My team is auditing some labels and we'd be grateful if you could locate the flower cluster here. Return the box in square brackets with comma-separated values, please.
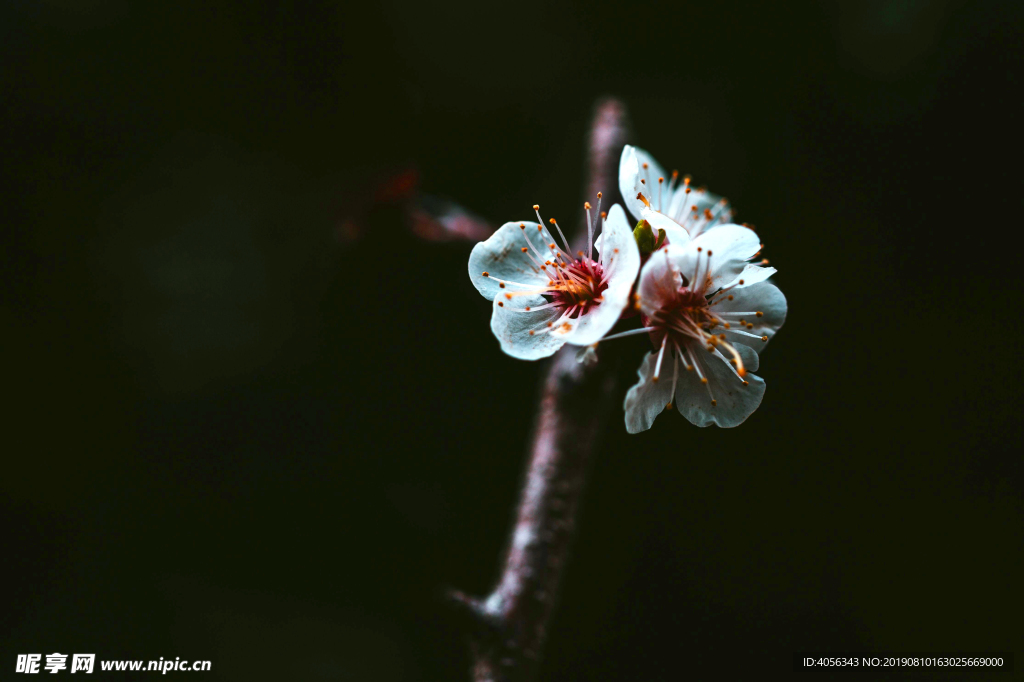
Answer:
[469, 145, 787, 432]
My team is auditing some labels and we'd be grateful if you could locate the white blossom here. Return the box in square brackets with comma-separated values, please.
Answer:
[619, 145, 736, 245]
[620, 226, 786, 431]
[469, 200, 640, 360]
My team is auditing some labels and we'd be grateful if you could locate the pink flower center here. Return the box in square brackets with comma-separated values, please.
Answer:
[647, 287, 712, 348]
[550, 258, 608, 318]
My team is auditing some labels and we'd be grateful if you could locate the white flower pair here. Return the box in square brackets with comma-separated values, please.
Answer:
[468, 145, 787, 432]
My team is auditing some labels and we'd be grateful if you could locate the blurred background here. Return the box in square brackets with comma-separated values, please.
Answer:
[3, 0, 1021, 679]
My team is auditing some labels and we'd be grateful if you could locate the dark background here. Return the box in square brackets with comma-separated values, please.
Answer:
[3, 0, 1022, 679]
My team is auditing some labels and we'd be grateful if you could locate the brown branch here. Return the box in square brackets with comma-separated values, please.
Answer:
[448, 97, 631, 682]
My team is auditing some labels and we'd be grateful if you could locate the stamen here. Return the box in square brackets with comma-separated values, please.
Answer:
[520, 221, 560, 277]
[548, 218, 572, 256]
[690, 246, 704, 289]
[532, 206, 570, 260]
[669, 170, 679, 193]
[584, 201, 593, 261]
[726, 328, 768, 342]
[677, 345, 694, 372]
[653, 335, 668, 382]
[687, 352, 716, 405]
[510, 301, 560, 313]
[674, 176, 692, 222]
[486, 274, 547, 289]
[711, 346, 748, 383]
[685, 345, 705, 384]
[667, 342, 680, 409]
[708, 278, 746, 305]
[714, 338, 745, 377]
[597, 326, 657, 342]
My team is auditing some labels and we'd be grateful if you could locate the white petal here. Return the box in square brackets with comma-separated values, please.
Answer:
[469, 221, 559, 300]
[675, 345, 766, 428]
[665, 186, 730, 227]
[596, 204, 641, 277]
[630, 146, 670, 211]
[618, 146, 646, 222]
[642, 208, 690, 248]
[676, 224, 760, 292]
[718, 263, 776, 291]
[732, 342, 759, 373]
[714, 281, 787, 352]
[490, 294, 566, 360]
[623, 351, 676, 433]
[575, 344, 598, 366]
[557, 206, 640, 346]
[636, 244, 683, 316]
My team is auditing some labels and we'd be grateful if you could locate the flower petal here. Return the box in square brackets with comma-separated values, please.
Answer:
[715, 281, 787, 352]
[717, 263, 776, 291]
[598, 204, 640, 274]
[732, 341, 759, 373]
[642, 208, 691, 248]
[630, 147, 670, 210]
[469, 221, 559, 300]
[664, 187, 733, 233]
[575, 344, 598, 366]
[558, 204, 641, 346]
[636, 244, 683, 317]
[490, 294, 566, 360]
[618, 146, 646, 222]
[676, 224, 761, 292]
[675, 345, 766, 427]
[623, 351, 676, 433]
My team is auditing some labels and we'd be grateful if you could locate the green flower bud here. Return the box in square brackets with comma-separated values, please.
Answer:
[633, 220, 667, 255]
[633, 220, 654, 253]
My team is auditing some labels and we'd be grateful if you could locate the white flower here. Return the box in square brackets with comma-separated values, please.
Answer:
[618, 145, 736, 245]
[468, 199, 641, 360]
[621, 225, 786, 432]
